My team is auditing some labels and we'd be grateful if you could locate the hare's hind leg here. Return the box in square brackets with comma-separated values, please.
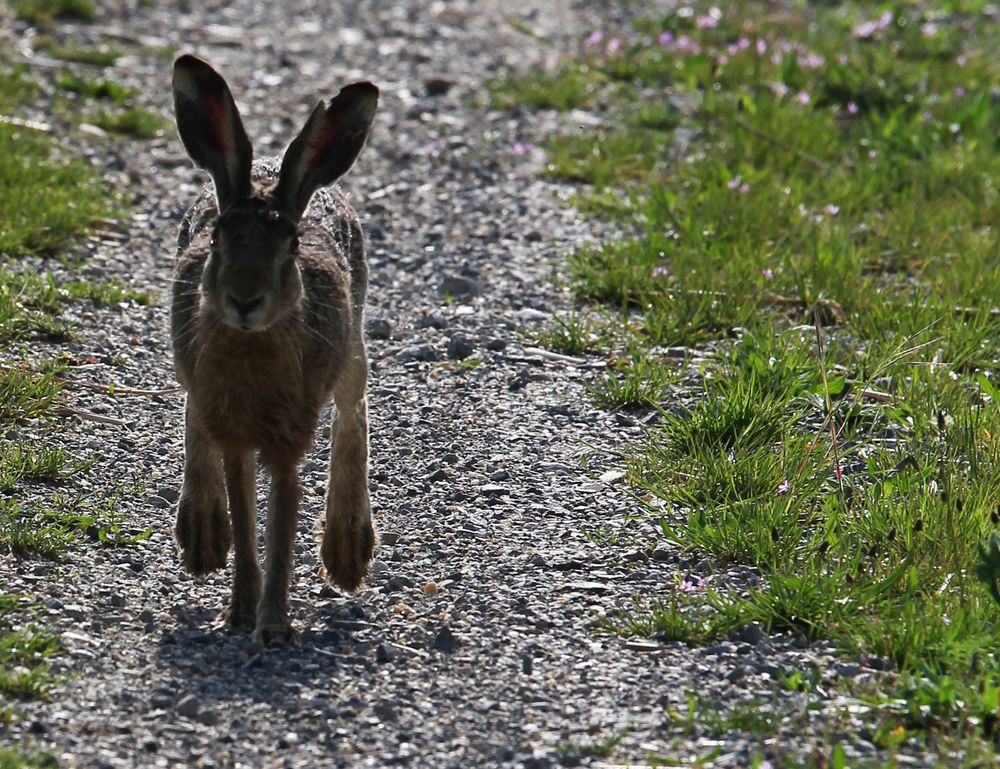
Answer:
[321, 346, 375, 592]
[254, 461, 301, 646]
[221, 450, 261, 631]
[175, 399, 232, 575]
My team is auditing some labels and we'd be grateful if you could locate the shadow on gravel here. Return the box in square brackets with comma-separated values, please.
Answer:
[153, 602, 368, 706]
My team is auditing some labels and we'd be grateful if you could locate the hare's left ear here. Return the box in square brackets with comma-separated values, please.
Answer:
[172, 54, 254, 211]
[273, 82, 378, 222]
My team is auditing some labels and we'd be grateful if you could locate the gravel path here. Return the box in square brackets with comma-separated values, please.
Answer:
[3, 2, 913, 767]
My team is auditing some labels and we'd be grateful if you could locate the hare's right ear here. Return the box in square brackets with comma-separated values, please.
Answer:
[273, 82, 378, 222]
[172, 54, 253, 210]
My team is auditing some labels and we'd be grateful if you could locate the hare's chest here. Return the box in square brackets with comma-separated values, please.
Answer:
[193, 344, 321, 461]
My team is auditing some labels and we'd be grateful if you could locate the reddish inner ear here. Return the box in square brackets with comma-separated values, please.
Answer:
[306, 120, 337, 160]
[205, 93, 230, 155]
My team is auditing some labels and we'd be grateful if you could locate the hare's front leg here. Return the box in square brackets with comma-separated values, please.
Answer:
[321, 351, 375, 592]
[175, 400, 232, 575]
[254, 462, 301, 646]
[222, 450, 261, 631]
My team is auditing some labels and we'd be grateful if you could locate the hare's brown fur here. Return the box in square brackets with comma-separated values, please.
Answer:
[170, 56, 377, 645]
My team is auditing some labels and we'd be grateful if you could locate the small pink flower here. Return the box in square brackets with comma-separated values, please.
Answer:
[727, 176, 742, 190]
[696, 13, 718, 29]
[777, 479, 790, 494]
[584, 30, 603, 47]
[606, 37, 621, 55]
[426, 140, 439, 155]
[761, 268, 773, 279]
[854, 11, 892, 39]
[921, 22, 938, 37]
[678, 575, 706, 592]
[846, 101, 859, 115]
[756, 39, 767, 56]
[868, 149, 878, 159]
[796, 91, 811, 105]
[651, 266, 669, 278]
[675, 35, 701, 55]
[772, 82, 789, 98]
[739, 182, 750, 194]
[922, 110, 932, 123]
[957, 53, 968, 67]
[658, 30, 674, 46]
[799, 52, 825, 69]
[954, 86, 966, 98]
[823, 204, 840, 216]
[513, 142, 534, 156]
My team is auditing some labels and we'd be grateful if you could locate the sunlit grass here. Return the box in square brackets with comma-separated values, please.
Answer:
[491, 0, 1000, 758]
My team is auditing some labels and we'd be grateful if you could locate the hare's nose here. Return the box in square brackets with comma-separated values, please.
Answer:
[228, 294, 264, 319]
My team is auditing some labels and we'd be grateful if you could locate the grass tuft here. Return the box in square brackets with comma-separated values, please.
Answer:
[492, 0, 1000, 756]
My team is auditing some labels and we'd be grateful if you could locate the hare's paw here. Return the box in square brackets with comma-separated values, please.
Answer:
[222, 593, 258, 632]
[320, 516, 375, 593]
[175, 493, 232, 576]
[253, 607, 297, 647]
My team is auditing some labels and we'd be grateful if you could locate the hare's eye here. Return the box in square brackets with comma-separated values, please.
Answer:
[210, 228, 219, 248]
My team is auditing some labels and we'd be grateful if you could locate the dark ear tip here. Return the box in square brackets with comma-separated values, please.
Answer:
[342, 81, 380, 101]
[173, 54, 222, 82]
[174, 53, 205, 70]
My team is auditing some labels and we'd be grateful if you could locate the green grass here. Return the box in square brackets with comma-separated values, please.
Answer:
[35, 37, 121, 66]
[0, 367, 62, 423]
[491, 0, 1000, 760]
[0, 750, 57, 769]
[0, 270, 149, 343]
[0, 596, 59, 699]
[0, 59, 151, 564]
[55, 70, 136, 104]
[0, 123, 118, 257]
[88, 104, 167, 138]
[8, 0, 95, 23]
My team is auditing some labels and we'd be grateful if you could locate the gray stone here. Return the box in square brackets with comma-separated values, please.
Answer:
[366, 318, 392, 340]
[439, 273, 479, 299]
[175, 694, 199, 719]
[396, 344, 441, 363]
[446, 335, 474, 360]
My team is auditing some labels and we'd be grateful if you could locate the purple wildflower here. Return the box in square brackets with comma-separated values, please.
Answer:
[675, 35, 701, 55]
[799, 52, 825, 69]
[584, 30, 603, 47]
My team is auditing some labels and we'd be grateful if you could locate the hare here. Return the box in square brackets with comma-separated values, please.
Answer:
[170, 54, 378, 645]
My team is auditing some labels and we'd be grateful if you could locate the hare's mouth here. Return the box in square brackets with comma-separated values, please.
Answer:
[221, 293, 269, 332]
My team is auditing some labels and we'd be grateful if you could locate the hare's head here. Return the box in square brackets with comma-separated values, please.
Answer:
[172, 55, 378, 332]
